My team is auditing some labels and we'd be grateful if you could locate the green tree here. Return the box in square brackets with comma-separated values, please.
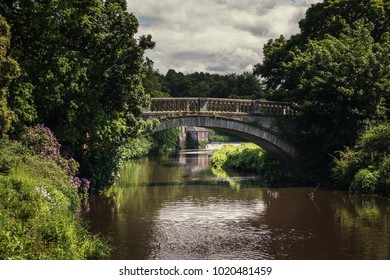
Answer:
[142, 58, 170, 98]
[253, 1, 390, 183]
[0, 15, 19, 137]
[255, 0, 390, 93]
[211, 143, 281, 181]
[151, 128, 181, 154]
[1, 0, 155, 189]
[299, 0, 390, 41]
[286, 22, 386, 165]
[162, 69, 264, 99]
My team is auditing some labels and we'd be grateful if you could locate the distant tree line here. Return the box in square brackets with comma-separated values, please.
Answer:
[142, 63, 265, 100]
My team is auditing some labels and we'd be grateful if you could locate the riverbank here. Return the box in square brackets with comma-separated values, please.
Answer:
[211, 143, 281, 181]
[0, 139, 109, 259]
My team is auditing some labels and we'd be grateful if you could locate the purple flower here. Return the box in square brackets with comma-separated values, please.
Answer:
[80, 178, 90, 192]
[72, 176, 81, 189]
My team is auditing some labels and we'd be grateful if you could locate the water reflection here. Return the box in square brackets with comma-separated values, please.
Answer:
[87, 151, 390, 260]
[178, 149, 211, 176]
[149, 198, 267, 260]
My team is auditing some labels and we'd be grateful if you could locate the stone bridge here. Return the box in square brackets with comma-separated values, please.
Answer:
[143, 98, 298, 174]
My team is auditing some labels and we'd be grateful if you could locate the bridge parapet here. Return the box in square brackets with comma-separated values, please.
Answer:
[146, 98, 293, 116]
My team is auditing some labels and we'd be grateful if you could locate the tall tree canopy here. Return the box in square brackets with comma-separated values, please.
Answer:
[0, 0, 155, 188]
[254, 0, 390, 182]
[0, 15, 19, 138]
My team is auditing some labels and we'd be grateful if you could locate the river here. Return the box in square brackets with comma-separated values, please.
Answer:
[86, 149, 390, 260]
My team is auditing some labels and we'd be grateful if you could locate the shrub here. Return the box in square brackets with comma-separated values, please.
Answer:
[350, 169, 379, 195]
[120, 137, 153, 160]
[151, 128, 181, 153]
[0, 140, 28, 175]
[21, 124, 89, 195]
[0, 139, 109, 259]
[378, 156, 390, 195]
[211, 143, 281, 179]
[333, 123, 390, 195]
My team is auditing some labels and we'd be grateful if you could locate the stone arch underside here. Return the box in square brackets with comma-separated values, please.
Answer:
[155, 116, 298, 165]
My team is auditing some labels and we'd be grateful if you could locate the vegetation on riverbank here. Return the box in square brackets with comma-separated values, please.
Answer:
[0, 138, 109, 259]
[253, 0, 390, 193]
[0, 1, 155, 190]
[151, 128, 182, 153]
[211, 143, 281, 181]
[333, 123, 390, 195]
[208, 130, 242, 143]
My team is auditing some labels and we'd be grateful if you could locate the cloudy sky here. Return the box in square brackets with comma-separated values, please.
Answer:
[126, 0, 322, 74]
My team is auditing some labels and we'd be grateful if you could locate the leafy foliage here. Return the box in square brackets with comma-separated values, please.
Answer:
[151, 128, 182, 154]
[163, 70, 264, 99]
[0, 139, 109, 259]
[299, 0, 390, 41]
[21, 124, 90, 195]
[0, 0, 155, 189]
[142, 58, 170, 98]
[119, 137, 154, 161]
[211, 143, 281, 179]
[333, 123, 390, 195]
[253, 1, 390, 183]
[208, 129, 242, 143]
[0, 15, 19, 137]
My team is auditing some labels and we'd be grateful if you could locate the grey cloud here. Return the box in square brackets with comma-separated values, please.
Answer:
[173, 51, 216, 62]
[126, 0, 322, 74]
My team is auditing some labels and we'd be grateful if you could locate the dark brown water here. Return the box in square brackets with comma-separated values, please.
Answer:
[86, 150, 390, 260]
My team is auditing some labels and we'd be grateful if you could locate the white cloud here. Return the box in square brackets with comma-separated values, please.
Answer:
[126, 0, 322, 74]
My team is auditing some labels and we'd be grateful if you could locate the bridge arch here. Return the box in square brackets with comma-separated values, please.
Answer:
[144, 97, 299, 177]
[155, 116, 298, 163]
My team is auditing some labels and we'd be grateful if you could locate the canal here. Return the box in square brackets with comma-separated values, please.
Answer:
[86, 149, 390, 259]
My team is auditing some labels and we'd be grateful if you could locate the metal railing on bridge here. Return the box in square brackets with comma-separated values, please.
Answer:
[145, 98, 294, 116]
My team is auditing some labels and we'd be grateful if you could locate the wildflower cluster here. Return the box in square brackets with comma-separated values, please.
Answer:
[22, 124, 90, 194]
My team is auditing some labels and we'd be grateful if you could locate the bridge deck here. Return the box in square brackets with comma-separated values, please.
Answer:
[144, 98, 294, 116]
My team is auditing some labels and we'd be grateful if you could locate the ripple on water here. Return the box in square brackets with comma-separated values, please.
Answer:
[147, 198, 279, 259]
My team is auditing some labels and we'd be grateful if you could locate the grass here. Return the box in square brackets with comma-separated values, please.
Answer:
[211, 143, 281, 180]
[0, 139, 110, 259]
